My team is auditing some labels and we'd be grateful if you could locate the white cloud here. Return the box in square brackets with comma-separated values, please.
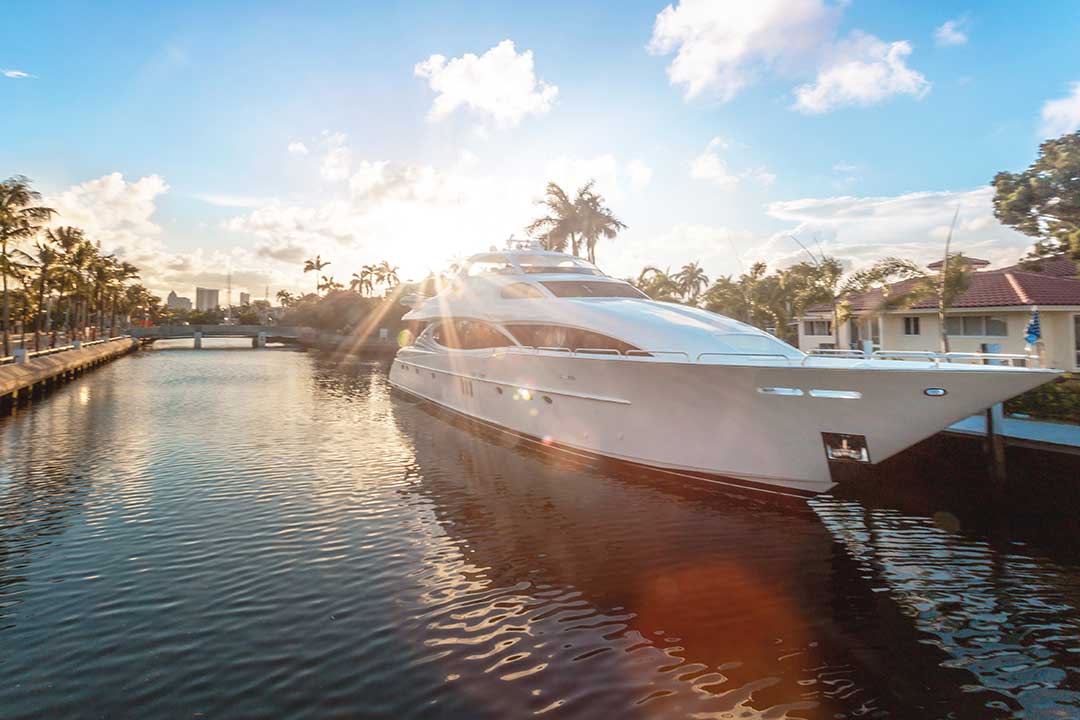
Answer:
[414, 39, 558, 126]
[934, 18, 969, 47]
[762, 186, 1031, 270]
[1040, 82, 1080, 138]
[42, 173, 305, 300]
[319, 131, 352, 181]
[689, 137, 775, 190]
[348, 160, 464, 207]
[46, 173, 169, 259]
[287, 141, 309, 156]
[792, 31, 930, 114]
[647, 0, 839, 101]
[746, 167, 776, 187]
[620, 223, 759, 280]
[690, 137, 739, 190]
[224, 155, 538, 282]
[544, 154, 620, 197]
[627, 159, 654, 188]
[2, 69, 33, 79]
[194, 193, 274, 208]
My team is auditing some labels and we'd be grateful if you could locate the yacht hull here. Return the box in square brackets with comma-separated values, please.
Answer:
[389, 349, 1058, 497]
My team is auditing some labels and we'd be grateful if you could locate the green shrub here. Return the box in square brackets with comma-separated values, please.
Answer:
[1005, 373, 1080, 425]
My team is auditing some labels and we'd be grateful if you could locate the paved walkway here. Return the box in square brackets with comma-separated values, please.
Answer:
[948, 414, 1080, 452]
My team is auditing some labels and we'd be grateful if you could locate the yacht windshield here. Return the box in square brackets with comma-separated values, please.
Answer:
[515, 254, 604, 276]
[710, 333, 804, 359]
[541, 281, 646, 298]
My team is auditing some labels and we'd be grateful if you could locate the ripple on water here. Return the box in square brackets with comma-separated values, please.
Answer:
[0, 344, 1078, 719]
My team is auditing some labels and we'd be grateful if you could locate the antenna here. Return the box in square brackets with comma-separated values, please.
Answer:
[790, 234, 820, 267]
[727, 236, 745, 274]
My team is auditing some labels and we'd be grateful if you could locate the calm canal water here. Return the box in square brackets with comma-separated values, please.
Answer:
[1, 341, 1079, 719]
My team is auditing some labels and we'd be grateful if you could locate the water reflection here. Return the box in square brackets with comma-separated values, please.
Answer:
[0, 348, 1076, 719]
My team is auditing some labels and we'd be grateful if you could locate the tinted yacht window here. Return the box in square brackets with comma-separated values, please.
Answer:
[505, 324, 642, 353]
[431, 320, 514, 349]
[540, 281, 646, 298]
[515, 254, 603, 276]
[500, 282, 546, 299]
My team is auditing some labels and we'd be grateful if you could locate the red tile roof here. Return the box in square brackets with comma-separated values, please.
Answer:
[806, 259, 1080, 313]
[927, 256, 989, 270]
[993, 256, 1077, 278]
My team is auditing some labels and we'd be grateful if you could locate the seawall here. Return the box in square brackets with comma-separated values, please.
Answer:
[0, 338, 137, 415]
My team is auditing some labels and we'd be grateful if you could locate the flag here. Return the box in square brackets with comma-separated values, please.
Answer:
[1024, 307, 1040, 345]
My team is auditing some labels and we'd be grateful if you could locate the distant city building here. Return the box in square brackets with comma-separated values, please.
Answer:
[239, 292, 251, 306]
[166, 290, 192, 311]
[195, 287, 220, 312]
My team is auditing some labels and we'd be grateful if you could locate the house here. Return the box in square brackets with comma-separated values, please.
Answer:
[797, 257, 1080, 371]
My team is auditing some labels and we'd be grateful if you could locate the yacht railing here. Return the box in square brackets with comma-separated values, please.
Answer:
[807, 347, 1037, 367]
[473, 344, 1040, 368]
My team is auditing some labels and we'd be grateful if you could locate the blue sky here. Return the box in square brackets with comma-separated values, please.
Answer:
[3, 1, 1080, 297]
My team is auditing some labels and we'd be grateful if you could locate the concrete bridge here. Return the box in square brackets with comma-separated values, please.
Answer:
[129, 325, 399, 354]
[130, 325, 312, 348]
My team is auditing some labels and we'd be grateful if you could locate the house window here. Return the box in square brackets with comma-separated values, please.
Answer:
[944, 315, 1008, 337]
[903, 317, 921, 335]
[803, 320, 832, 336]
[1074, 315, 1080, 368]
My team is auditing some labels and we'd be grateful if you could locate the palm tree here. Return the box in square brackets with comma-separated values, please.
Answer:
[0, 176, 55, 355]
[631, 266, 680, 302]
[527, 182, 580, 254]
[576, 182, 626, 264]
[276, 289, 295, 307]
[673, 261, 709, 303]
[849, 254, 973, 353]
[303, 255, 330, 296]
[527, 181, 626, 262]
[376, 260, 399, 294]
[46, 226, 86, 337]
[318, 275, 342, 294]
[107, 260, 139, 337]
[67, 240, 97, 339]
[358, 264, 377, 296]
[31, 240, 59, 349]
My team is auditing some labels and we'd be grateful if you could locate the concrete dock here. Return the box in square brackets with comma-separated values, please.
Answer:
[0, 338, 136, 413]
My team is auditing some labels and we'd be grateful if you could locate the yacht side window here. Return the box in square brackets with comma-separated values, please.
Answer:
[505, 324, 641, 353]
[500, 282, 546, 299]
[432, 320, 515, 350]
[467, 259, 515, 276]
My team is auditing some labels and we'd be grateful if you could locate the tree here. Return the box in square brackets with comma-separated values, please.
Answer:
[992, 131, 1080, 263]
[630, 266, 680, 302]
[303, 255, 330, 296]
[378, 260, 399, 290]
[673, 261, 709, 303]
[0, 176, 55, 355]
[45, 226, 86, 336]
[577, 182, 626, 263]
[276, 289, 295, 307]
[527, 182, 580, 254]
[31, 240, 59, 349]
[527, 180, 626, 262]
[318, 275, 343, 294]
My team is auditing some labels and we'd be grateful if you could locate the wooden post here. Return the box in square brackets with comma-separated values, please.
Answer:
[986, 402, 1007, 494]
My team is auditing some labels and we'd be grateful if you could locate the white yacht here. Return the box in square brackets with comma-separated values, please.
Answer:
[389, 248, 1060, 498]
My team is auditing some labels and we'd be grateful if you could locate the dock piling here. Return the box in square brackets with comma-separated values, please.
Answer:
[986, 402, 1007, 492]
